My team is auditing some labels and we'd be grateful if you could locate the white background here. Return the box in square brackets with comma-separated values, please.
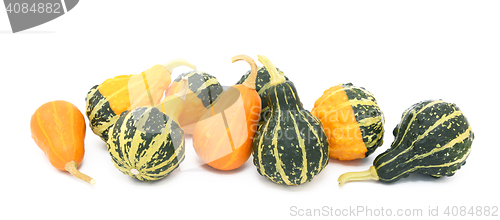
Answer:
[1, 0, 498, 219]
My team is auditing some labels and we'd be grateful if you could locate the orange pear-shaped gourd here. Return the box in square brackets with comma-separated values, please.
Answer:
[30, 100, 95, 185]
[193, 55, 261, 171]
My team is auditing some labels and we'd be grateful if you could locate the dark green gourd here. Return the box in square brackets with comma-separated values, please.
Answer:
[338, 100, 474, 185]
[106, 78, 190, 181]
[236, 66, 288, 123]
[252, 55, 329, 185]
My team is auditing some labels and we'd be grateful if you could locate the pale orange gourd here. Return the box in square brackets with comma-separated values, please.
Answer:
[193, 55, 262, 171]
[30, 100, 95, 185]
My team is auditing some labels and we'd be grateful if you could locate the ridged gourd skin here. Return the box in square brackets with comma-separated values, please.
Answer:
[373, 100, 474, 182]
[235, 66, 288, 123]
[86, 85, 116, 142]
[166, 71, 223, 134]
[311, 83, 384, 160]
[107, 107, 185, 181]
[253, 81, 329, 185]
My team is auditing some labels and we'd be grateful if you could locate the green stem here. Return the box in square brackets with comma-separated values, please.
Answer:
[338, 166, 379, 186]
[257, 55, 286, 86]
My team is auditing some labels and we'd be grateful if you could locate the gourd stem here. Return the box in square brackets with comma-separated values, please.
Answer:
[231, 55, 258, 90]
[338, 166, 379, 186]
[163, 58, 196, 73]
[177, 76, 190, 99]
[257, 55, 286, 86]
[64, 161, 96, 185]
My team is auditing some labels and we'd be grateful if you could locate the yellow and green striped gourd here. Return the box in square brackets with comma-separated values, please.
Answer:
[252, 55, 329, 185]
[338, 100, 474, 185]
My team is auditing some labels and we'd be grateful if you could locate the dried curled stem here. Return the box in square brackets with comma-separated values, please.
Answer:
[64, 161, 96, 185]
[163, 58, 196, 74]
[231, 55, 258, 90]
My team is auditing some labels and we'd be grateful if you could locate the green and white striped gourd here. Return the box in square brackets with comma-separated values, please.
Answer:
[252, 55, 329, 185]
[106, 78, 189, 181]
[338, 100, 474, 185]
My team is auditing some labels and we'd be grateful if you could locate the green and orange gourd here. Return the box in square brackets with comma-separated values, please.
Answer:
[85, 59, 196, 141]
[311, 83, 385, 161]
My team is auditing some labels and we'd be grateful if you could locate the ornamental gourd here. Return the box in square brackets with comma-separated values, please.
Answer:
[338, 100, 474, 186]
[311, 83, 384, 161]
[235, 65, 288, 123]
[106, 78, 190, 181]
[30, 100, 95, 185]
[165, 71, 223, 134]
[253, 55, 329, 185]
[192, 55, 261, 171]
[85, 59, 196, 141]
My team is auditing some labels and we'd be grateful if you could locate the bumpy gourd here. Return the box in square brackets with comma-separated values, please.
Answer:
[236, 66, 288, 123]
[106, 78, 190, 181]
[165, 71, 223, 134]
[193, 55, 261, 171]
[253, 55, 329, 185]
[311, 83, 384, 160]
[338, 100, 474, 186]
[85, 59, 196, 141]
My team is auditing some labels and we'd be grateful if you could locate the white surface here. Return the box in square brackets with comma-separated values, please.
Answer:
[1, 1, 498, 219]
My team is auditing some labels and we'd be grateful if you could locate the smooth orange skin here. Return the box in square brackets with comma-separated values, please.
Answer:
[311, 85, 367, 161]
[30, 100, 86, 171]
[193, 85, 261, 170]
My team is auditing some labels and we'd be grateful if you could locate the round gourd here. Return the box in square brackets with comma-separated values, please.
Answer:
[85, 59, 196, 141]
[311, 83, 384, 160]
[106, 78, 190, 181]
[253, 55, 329, 185]
[338, 100, 474, 185]
[235, 66, 288, 123]
[165, 71, 223, 134]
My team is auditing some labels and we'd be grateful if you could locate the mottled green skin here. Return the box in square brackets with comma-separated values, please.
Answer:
[342, 83, 385, 157]
[373, 100, 474, 183]
[236, 66, 288, 123]
[253, 81, 329, 185]
[107, 107, 185, 181]
[85, 85, 117, 141]
[173, 71, 223, 108]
